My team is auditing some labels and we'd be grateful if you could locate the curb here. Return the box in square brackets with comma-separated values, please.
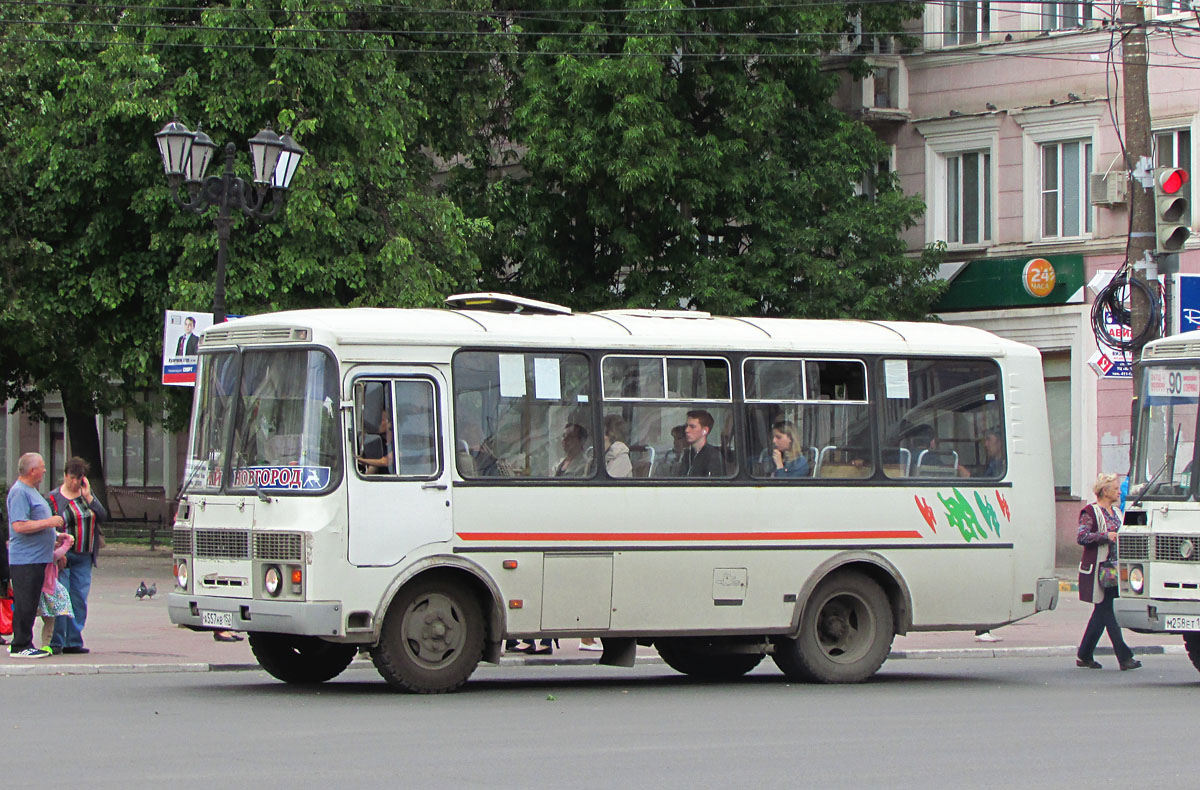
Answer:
[1, 644, 1184, 677]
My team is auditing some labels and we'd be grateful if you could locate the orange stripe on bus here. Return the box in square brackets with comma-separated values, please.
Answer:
[455, 530, 923, 542]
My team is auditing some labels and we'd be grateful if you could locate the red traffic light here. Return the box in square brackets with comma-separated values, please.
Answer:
[1158, 167, 1189, 195]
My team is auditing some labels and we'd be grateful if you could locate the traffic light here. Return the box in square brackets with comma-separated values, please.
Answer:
[1154, 167, 1191, 252]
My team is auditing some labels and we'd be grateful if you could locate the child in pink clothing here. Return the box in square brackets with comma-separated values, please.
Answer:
[38, 532, 75, 650]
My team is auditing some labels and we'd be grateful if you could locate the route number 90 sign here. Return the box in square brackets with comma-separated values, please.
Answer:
[1148, 368, 1200, 400]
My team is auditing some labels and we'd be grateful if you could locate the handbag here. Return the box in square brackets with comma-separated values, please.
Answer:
[0, 596, 12, 637]
[1098, 558, 1119, 588]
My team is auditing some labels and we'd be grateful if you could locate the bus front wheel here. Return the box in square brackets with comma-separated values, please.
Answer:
[1183, 633, 1200, 672]
[248, 633, 359, 684]
[371, 577, 485, 694]
[773, 571, 894, 684]
[656, 638, 764, 679]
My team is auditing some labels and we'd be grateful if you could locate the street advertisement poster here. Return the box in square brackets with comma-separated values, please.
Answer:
[162, 310, 213, 386]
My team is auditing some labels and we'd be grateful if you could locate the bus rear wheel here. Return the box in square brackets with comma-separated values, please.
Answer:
[656, 637, 765, 680]
[773, 571, 894, 684]
[249, 633, 359, 685]
[1184, 633, 1200, 672]
[371, 577, 485, 694]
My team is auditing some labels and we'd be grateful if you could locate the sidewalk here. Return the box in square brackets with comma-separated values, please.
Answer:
[2, 548, 1188, 676]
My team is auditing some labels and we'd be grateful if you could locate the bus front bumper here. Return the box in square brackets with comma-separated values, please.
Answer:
[1114, 597, 1200, 634]
[168, 592, 344, 637]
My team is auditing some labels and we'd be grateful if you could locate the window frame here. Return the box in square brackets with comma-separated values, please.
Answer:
[915, 115, 1001, 249]
[942, 1, 992, 46]
[876, 356, 1008, 482]
[351, 375, 443, 482]
[601, 354, 733, 403]
[1041, 1, 1095, 32]
[1039, 138, 1093, 240]
[1013, 104, 1103, 243]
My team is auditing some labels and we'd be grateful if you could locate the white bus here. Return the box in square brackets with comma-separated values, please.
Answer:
[167, 293, 1058, 692]
[1114, 330, 1200, 671]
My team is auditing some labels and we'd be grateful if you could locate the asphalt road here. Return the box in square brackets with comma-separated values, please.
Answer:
[10, 654, 1199, 788]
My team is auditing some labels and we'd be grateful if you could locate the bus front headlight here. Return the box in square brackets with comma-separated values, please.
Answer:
[174, 560, 189, 590]
[264, 565, 282, 597]
[1129, 565, 1145, 594]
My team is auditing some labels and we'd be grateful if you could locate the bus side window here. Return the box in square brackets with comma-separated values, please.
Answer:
[743, 358, 870, 480]
[879, 358, 1005, 480]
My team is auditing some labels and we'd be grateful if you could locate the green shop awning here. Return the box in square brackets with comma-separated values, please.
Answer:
[935, 254, 1085, 312]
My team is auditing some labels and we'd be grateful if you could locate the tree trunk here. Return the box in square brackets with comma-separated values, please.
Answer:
[64, 404, 107, 512]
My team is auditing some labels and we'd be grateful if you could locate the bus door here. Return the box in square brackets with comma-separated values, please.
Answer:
[347, 371, 452, 566]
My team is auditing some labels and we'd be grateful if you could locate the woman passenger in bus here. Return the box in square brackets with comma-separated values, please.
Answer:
[603, 414, 633, 478]
[982, 428, 1006, 477]
[554, 423, 591, 477]
[768, 421, 810, 478]
[1076, 473, 1141, 671]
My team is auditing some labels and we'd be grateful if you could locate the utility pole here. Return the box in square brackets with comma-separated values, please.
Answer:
[1122, 0, 1156, 466]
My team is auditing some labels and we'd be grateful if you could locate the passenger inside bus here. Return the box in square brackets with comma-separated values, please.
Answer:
[905, 424, 970, 478]
[676, 410, 723, 478]
[358, 403, 396, 475]
[603, 414, 633, 478]
[765, 421, 810, 478]
[656, 425, 688, 476]
[554, 423, 592, 477]
[456, 422, 501, 477]
[982, 428, 1006, 478]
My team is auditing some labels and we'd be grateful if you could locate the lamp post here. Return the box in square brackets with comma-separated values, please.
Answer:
[155, 121, 305, 324]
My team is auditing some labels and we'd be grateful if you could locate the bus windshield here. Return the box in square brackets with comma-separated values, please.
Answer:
[1132, 365, 1200, 500]
[186, 348, 342, 494]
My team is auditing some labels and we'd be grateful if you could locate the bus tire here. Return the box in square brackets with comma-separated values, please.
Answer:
[773, 571, 894, 684]
[1184, 633, 1200, 672]
[248, 633, 359, 685]
[371, 577, 485, 694]
[656, 638, 765, 680]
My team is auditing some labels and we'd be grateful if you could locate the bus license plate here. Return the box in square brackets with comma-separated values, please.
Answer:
[1164, 615, 1200, 631]
[201, 611, 234, 629]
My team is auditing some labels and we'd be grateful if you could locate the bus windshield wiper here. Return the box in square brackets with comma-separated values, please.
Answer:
[1130, 425, 1181, 508]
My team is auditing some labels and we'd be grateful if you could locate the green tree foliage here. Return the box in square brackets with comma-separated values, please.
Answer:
[0, 1, 499, 491]
[458, 0, 944, 318]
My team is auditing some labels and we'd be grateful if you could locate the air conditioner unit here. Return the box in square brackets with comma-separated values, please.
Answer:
[1090, 171, 1128, 206]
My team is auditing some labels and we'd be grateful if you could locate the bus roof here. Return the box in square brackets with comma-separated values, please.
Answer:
[1142, 330, 1200, 360]
[201, 305, 1032, 358]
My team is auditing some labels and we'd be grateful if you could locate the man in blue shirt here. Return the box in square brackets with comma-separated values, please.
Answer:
[6, 452, 64, 658]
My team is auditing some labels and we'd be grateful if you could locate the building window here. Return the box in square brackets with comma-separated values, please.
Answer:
[948, 151, 992, 245]
[1155, 128, 1192, 222]
[103, 409, 165, 488]
[1151, 0, 1194, 17]
[1043, 352, 1072, 493]
[1041, 140, 1093, 238]
[944, 1, 990, 46]
[1042, 2, 1094, 31]
[48, 417, 65, 484]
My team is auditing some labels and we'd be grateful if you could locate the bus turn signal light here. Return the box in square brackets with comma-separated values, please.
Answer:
[509, 599, 523, 609]
[502, 560, 518, 570]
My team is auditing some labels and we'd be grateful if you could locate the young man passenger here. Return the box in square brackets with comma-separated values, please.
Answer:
[678, 410, 723, 478]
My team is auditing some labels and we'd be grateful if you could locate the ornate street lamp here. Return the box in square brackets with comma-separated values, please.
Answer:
[155, 120, 304, 324]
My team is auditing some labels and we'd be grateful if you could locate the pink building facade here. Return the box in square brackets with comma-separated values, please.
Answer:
[836, 2, 1199, 562]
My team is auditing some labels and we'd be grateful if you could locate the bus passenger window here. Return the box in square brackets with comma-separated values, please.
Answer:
[600, 355, 735, 481]
[879, 358, 1005, 480]
[452, 351, 594, 479]
[743, 357, 871, 481]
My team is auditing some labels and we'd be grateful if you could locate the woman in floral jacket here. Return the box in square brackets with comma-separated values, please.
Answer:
[1076, 473, 1140, 670]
